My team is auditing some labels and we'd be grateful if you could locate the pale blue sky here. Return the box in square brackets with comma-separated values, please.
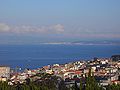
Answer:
[0, 0, 120, 44]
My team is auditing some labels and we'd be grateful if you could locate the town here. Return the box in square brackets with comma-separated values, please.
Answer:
[0, 55, 120, 90]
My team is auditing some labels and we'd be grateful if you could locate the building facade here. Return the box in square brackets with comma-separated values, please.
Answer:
[0, 66, 10, 79]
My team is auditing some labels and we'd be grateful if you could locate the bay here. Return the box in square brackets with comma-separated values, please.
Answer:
[0, 44, 120, 69]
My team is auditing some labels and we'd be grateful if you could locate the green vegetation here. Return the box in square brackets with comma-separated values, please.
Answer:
[106, 84, 120, 90]
[85, 68, 103, 90]
[0, 81, 50, 90]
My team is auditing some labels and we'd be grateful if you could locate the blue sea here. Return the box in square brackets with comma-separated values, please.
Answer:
[0, 44, 120, 69]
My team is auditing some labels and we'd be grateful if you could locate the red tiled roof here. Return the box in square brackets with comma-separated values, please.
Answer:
[75, 71, 82, 74]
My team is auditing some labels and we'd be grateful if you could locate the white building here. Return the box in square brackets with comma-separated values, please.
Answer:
[0, 66, 10, 79]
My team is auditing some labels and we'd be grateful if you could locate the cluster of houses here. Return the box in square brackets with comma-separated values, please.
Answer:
[42, 58, 120, 86]
[0, 55, 120, 87]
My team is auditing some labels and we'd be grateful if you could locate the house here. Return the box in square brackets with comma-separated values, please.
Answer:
[0, 66, 10, 80]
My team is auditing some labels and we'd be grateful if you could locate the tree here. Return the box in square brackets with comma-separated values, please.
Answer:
[80, 79, 82, 90]
[85, 68, 103, 90]
[74, 81, 79, 90]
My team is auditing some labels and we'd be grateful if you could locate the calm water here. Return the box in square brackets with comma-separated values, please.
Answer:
[0, 45, 120, 69]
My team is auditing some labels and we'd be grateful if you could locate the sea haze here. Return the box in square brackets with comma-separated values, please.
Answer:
[0, 44, 120, 69]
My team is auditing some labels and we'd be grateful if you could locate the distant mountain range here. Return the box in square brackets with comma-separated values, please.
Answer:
[71, 41, 120, 45]
[42, 41, 120, 45]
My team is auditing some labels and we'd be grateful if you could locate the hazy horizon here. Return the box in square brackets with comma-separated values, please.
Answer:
[0, 0, 120, 44]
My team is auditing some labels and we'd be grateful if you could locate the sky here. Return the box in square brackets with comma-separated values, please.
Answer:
[0, 0, 120, 44]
